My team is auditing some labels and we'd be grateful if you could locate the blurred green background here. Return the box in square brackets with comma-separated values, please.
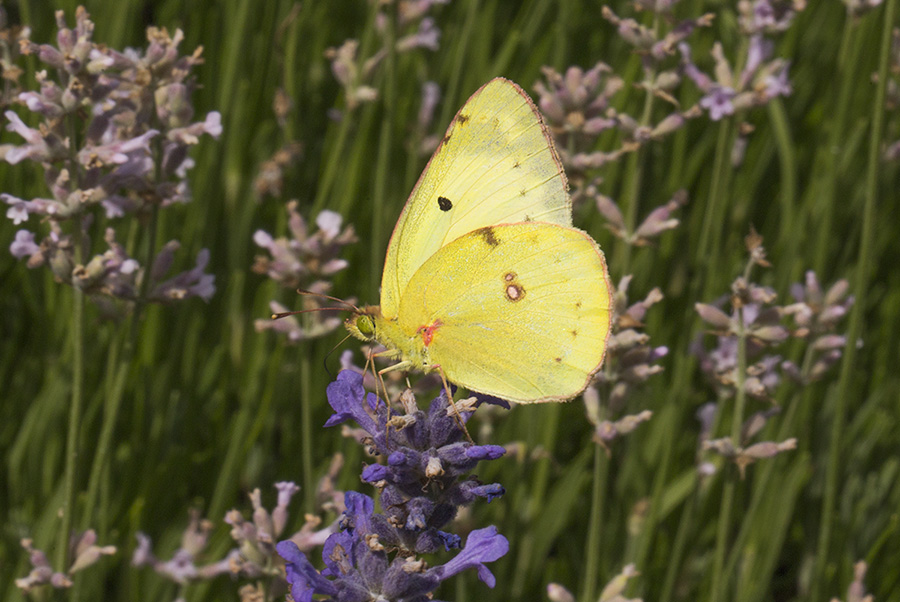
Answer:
[1, 0, 898, 601]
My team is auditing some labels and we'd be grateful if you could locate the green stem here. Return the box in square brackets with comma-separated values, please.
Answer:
[616, 13, 659, 275]
[58, 231, 85, 576]
[580, 444, 608, 602]
[812, 21, 859, 276]
[313, 113, 354, 215]
[812, 1, 894, 596]
[710, 305, 748, 601]
[511, 404, 562, 599]
[722, 342, 817, 577]
[370, 7, 396, 294]
[314, 2, 380, 216]
[300, 350, 314, 511]
[767, 98, 798, 288]
[81, 330, 129, 533]
[695, 119, 735, 300]
[660, 488, 699, 602]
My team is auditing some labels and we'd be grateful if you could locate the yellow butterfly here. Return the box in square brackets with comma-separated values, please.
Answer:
[346, 78, 612, 403]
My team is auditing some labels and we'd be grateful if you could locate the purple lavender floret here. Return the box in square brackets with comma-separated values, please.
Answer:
[277, 492, 509, 602]
[325, 371, 506, 537]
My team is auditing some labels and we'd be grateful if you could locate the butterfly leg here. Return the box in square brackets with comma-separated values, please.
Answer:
[364, 347, 404, 405]
[374, 356, 413, 405]
[433, 364, 474, 444]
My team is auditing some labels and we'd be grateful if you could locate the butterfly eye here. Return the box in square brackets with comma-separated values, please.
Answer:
[356, 315, 376, 338]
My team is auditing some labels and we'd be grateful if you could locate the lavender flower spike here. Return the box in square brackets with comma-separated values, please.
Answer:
[277, 492, 509, 602]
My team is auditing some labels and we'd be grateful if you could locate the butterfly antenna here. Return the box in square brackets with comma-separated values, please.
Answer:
[322, 332, 354, 379]
[273, 306, 346, 320]
[271, 290, 361, 320]
[295, 289, 360, 312]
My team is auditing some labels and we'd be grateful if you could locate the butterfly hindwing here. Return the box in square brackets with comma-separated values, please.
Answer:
[396, 222, 611, 403]
[380, 78, 571, 319]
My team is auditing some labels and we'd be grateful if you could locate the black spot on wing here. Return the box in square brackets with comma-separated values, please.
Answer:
[438, 196, 453, 211]
[457, 113, 470, 125]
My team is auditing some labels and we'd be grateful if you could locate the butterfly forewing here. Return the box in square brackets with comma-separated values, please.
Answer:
[380, 78, 571, 319]
[396, 222, 612, 403]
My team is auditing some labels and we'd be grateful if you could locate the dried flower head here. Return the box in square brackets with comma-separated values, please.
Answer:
[595, 188, 688, 246]
[584, 276, 665, 453]
[841, 0, 883, 19]
[703, 435, 797, 478]
[533, 5, 711, 191]
[781, 271, 854, 384]
[548, 563, 642, 602]
[829, 561, 874, 602]
[326, 2, 446, 114]
[253, 204, 357, 342]
[0, 5, 30, 111]
[17, 530, 116, 593]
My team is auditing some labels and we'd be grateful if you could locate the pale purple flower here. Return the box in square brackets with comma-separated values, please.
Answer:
[315, 210, 343, 239]
[18, 90, 63, 117]
[418, 81, 441, 131]
[764, 62, 793, 98]
[77, 129, 159, 168]
[700, 86, 736, 120]
[397, 17, 441, 52]
[100, 195, 138, 218]
[3, 110, 50, 164]
[133, 511, 235, 585]
[741, 36, 773, 88]
[5, 199, 30, 224]
[150, 247, 216, 302]
[739, 0, 800, 34]
[679, 42, 713, 90]
[10, 230, 40, 258]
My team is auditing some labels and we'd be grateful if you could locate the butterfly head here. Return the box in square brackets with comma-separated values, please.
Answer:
[344, 306, 381, 343]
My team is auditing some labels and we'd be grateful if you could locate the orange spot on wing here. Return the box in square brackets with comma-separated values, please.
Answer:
[417, 320, 443, 347]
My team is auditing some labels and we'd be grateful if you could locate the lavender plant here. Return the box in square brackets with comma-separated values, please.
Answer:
[677, 0, 798, 167]
[692, 230, 854, 599]
[277, 370, 509, 601]
[694, 232, 804, 474]
[2, 6, 221, 592]
[534, 8, 712, 190]
[132, 481, 340, 601]
[584, 275, 665, 452]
